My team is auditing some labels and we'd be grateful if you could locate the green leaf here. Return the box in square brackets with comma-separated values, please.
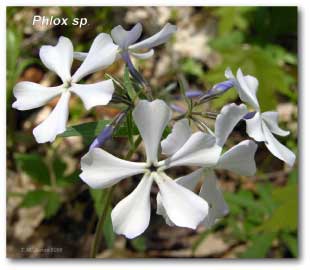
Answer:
[58, 171, 79, 187]
[256, 183, 276, 215]
[53, 156, 66, 180]
[89, 189, 105, 215]
[44, 192, 61, 219]
[181, 58, 204, 78]
[272, 182, 298, 204]
[214, 7, 255, 35]
[14, 153, 50, 185]
[130, 236, 146, 252]
[103, 206, 115, 249]
[240, 232, 275, 258]
[52, 156, 76, 187]
[124, 67, 137, 101]
[288, 169, 298, 184]
[21, 190, 61, 219]
[6, 28, 21, 75]
[126, 112, 134, 148]
[21, 190, 49, 207]
[58, 120, 139, 140]
[225, 190, 266, 214]
[281, 232, 298, 257]
[6, 28, 38, 107]
[257, 183, 298, 232]
[59, 120, 110, 138]
[259, 199, 297, 232]
[210, 31, 244, 50]
[265, 44, 297, 65]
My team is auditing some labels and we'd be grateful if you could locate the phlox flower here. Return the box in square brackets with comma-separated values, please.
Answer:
[225, 68, 296, 166]
[158, 103, 258, 228]
[74, 23, 177, 61]
[80, 99, 223, 239]
[12, 35, 118, 143]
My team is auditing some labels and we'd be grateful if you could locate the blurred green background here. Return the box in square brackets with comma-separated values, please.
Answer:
[6, 6, 298, 258]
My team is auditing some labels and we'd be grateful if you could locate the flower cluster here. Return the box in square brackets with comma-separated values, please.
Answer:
[12, 23, 296, 239]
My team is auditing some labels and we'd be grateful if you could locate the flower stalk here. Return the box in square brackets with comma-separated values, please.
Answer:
[90, 186, 115, 258]
[121, 51, 153, 100]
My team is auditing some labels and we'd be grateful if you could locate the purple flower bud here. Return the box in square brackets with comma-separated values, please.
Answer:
[185, 89, 204, 98]
[243, 111, 257, 120]
[89, 125, 114, 150]
[199, 80, 234, 102]
[213, 80, 234, 92]
[170, 104, 186, 113]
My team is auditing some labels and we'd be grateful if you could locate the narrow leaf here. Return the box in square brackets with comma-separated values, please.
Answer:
[124, 67, 137, 101]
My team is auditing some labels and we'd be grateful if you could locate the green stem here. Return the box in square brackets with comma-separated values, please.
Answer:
[191, 111, 218, 119]
[90, 136, 141, 258]
[90, 186, 115, 258]
[46, 146, 58, 190]
[125, 135, 142, 160]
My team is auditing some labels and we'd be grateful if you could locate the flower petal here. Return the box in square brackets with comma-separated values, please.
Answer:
[262, 121, 296, 167]
[111, 23, 142, 49]
[175, 168, 204, 190]
[39, 36, 73, 83]
[225, 67, 260, 111]
[156, 193, 174, 226]
[215, 103, 248, 147]
[74, 51, 121, 62]
[111, 173, 153, 239]
[129, 23, 177, 51]
[162, 132, 222, 168]
[70, 79, 114, 110]
[80, 148, 146, 189]
[245, 112, 266, 142]
[216, 140, 258, 176]
[236, 69, 260, 111]
[154, 172, 208, 229]
[261, 111, 290, 137]
[161, 119, 191, 156]
[130, 49, 154, 59]
[133, 100, 172, 164]
[12, 82, 63, 110]
[156, 169, 204, 227]
[72, 33, 118, 82]
[33, 91, 70, 143]
[199, 170, 229, 228]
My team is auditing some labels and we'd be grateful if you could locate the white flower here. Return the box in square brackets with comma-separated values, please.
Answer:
[158, 104, 258, 228]
[74, 23, 177, 61]
[225, 68, 296, 167]
[12, 35, 118, 143]
[80, 99, 222, 239]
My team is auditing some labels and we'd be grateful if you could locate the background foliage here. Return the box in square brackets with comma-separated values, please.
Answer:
[6, 6, 298, 258]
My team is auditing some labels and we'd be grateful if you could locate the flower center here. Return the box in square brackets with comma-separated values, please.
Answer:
[149, 163, 157, 172]
[63, 80, 72, 90]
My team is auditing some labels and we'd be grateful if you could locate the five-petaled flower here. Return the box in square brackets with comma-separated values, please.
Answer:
[74, 23, 177, 85]
[75, 23, 177, 61]
[80, 99, 223, 239]
[226, 68, 296, 167]
[158, 103, 258, 228]
[12, 35, 118, 143]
